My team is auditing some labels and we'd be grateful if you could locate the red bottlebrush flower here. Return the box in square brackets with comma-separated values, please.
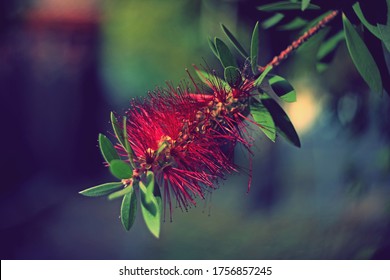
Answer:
[188, 66, 260, 190]
[189, 67, 256, 155]
[117, 86, 236, 220]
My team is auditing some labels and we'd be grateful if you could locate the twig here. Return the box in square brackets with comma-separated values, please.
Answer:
[258, 10, 340, 72]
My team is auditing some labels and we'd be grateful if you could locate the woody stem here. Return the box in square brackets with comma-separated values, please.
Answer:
[258, 10, 340, 72]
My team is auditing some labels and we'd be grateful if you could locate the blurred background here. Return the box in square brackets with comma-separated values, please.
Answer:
[1, 0, 390, 259]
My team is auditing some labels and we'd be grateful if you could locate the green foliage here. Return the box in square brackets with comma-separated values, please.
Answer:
[262, 98, 301, 147]
[300, 11, 333, 35]
[79, 182, 122, 197]
[278, 17, 308, 31]
[254, 66, 273, 87]
[215, 38, 237, 68]
[110, 112, 125, 148]
[377, 0, 390, 52]
[301, 0, 312, 11]
[220, 24, 249, 58]
[208, 37, 219, 59]
[257, 1, 319, 12]
[262, 13, 285, 29]
[343, 14, 383, 94]
[224, 66, 242, 88]
[378, 24, 390, 52]
[251, 102, 276, 142]
[352, 2, 381, 39]
[120, 188, 137, 231]
[250, 22, 260, 74]
[122, 116, 135, 166]
[268, 75, 297, 102]
[98, 133, 120, 164]
[297, 26, 330, 70]
[194, 66, 231, 90]
[109, 159, 133, 179]
[317, 31, 344, 61]
[108, 185, 134, 200]
[139, 171, 161, 238]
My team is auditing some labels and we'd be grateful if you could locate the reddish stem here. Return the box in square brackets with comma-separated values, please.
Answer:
[258, 10, 340, 72]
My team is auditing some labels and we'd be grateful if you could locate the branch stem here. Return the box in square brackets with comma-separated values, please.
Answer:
[259, 10, 340, 72]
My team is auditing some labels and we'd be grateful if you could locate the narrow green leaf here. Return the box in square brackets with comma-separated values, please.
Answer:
[301, 0, 311, 11]
[142, 171, 155, 194]
[98, 134, 120, 163]
[353, 2, 381, 39]
[208, 37, 219, 59]
[122, 116, 134, 166]
[215, 38, 236, 68]
[262, 13, 285, 29]
[254, 66, 273, 87]
[377, 0, 390, 52]
[139, 172, 161, 238]
[262, 98, 301, 147]
[224, 66, 242, 88]
[268, 75, 297, 102]
[300, 11, 333, 35]
[108, 185, 133, 200]
[250, 21, 259, 74]
[193, 66, 231, 90]
[317, 31, 344, 61]
[378, 24, 390, 53]
[220, 24, 249, 58]
[296, 27, 330, 66]
[316, 62, 329, 73]
[343, 14, 383, 93]
[257, 1, 320, 12]
[110, 112, 125, 148]
[250, 102, 276, 142]
[79, 182, 122, 197]
[278, 17, 308, 31]
[120, 188, 137, 231]
[109, 159, 133, 179]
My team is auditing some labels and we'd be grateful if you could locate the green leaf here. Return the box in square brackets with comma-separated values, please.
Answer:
[296, 27, 330, 67]
[251, 102, 276, 142]
[300, 11, 333, 35]
[79, 182, 122, 197]
[208, 37, 219, 59]
[120, 188, 137, 231]
[378, 24, 390, 53]
[110, 112, 125, 148]
[215, 38, 236, 68]
[254, 66, 273, 87]
[268, 75, 296, 102]
[317, 31, 344, 61]
[316, 62, 329, 73]
[377, 0, 390, 52]
[109, 159, 133, 179]
[257, 1, 320, 12]
[301, 0, 311, 11]
[343, 14, 383, 93]
[353, 2, 381, 39]
[139, 172, 161, 238]
[220, 24, 249, 58]
[278, 17, 308, 31]
[98, 133, 120, 163]
[108, 185, 134, 200]
[193, 66, 231, 90]
[262, 98, 301, 147]
[224, 66, 242, 88]
[262, 13, 285, 29]
[250, 21, 259, 74]
[122, 116, 135, 166]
